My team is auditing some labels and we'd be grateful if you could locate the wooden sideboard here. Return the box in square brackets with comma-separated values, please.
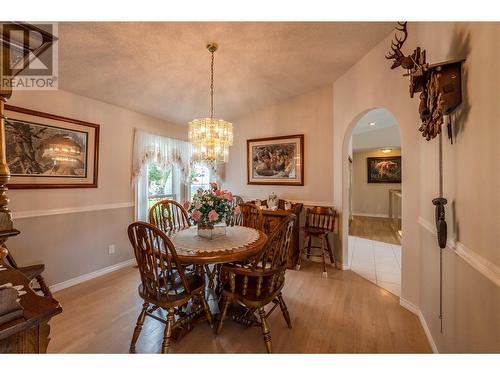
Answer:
[258, 200, 303, 269]
[0, 250, 62, 353]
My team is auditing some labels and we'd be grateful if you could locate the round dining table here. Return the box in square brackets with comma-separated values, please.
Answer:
[167, 226, 268, 337]
[170, 225, 267, 265]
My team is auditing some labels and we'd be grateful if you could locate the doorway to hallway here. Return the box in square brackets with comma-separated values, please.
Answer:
[345, 108, 402, 296]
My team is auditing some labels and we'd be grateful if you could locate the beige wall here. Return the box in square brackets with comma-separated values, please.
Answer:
[223, 85, 334, 206]
[6, 89, 187, 285]
[352, 149, 401, 217]
[334, 22, 500, 352]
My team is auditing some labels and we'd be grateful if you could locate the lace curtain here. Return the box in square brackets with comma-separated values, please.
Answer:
[132, 128, 192, 184]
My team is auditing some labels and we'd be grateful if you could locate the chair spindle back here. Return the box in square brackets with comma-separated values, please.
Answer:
[224, 214, 296, 300]
[149, 199, 190, 234]
[305, 206, 336, 233]
[240, 203, 264, 230]
[229, 195, 244, 226]
[128, 221, 190, 301]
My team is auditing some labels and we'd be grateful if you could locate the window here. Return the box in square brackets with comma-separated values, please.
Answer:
[147, 161, 174, 209]
[189, 163, 211, 199]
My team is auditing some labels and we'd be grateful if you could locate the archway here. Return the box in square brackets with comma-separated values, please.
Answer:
[342, 107, 402, 296]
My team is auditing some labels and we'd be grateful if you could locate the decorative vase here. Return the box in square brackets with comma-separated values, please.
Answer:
[197, 222, 227, 239]
[268, 192, 278, 209]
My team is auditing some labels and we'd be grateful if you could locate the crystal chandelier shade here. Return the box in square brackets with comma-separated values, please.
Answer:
[189, 118, 233, 163]
[188, 42, 233, 163]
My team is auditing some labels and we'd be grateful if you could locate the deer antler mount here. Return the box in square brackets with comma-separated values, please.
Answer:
[386, 22, 464, 141]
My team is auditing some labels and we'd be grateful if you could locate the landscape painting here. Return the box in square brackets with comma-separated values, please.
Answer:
[367, 156, 401, 183]
[247, 134, 304, 186]
[4, 105, 99, 188]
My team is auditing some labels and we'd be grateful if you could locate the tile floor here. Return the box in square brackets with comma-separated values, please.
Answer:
[348, 235, 401, 296]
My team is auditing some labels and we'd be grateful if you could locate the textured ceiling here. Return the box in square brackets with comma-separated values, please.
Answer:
[58, 22, 395, 124]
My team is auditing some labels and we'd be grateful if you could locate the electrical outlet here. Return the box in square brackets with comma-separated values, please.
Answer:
[108, 244, 115, 255]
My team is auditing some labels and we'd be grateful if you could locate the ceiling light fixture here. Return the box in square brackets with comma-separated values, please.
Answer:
[369, 122, 376, 126]
[188, 42, 233, 163]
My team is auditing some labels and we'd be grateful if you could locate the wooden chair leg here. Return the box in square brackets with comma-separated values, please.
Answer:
[326, 235, 335, 266]
[161, 308, 175, 354]
[129, 302, 148, 353]
[258, 307, 272, 353]
[306, 235, 312, 259]
[35, 275, 52, 297]
[215, 296, 231, 335]
[296, 234, 309, 270]
[199, 291, 213, 327]
[320, 235, 328, 278]
[277, 293, 292, 328]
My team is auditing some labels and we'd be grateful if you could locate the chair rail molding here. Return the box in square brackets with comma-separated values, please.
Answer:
[418, 216, 500, 288]
[13, 202, 135, 220]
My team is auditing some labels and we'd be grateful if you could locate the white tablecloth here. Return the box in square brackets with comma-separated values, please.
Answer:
[170, 226, 260, 255]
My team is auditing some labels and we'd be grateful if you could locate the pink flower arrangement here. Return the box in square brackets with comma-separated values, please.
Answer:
[185, 181, 236, 226]
[207, 210, 219, 222]
[191, 210, 202, 221]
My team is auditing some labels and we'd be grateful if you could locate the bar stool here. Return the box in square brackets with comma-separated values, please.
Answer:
[296, 206, 336, 277]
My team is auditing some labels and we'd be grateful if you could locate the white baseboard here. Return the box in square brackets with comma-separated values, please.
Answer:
[352, 212, 390, 218]
[400, 297, 439, 353]
[340, 263, 350, 270]
[50, 258, 136, 293]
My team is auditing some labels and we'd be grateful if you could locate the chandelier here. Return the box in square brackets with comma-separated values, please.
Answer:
[188, 42, 233, 163]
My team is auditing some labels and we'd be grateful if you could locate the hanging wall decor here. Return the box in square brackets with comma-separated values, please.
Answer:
[386, 22, 465, 142]
[4, 105, 99, 189]
[386, 22, 466, 334]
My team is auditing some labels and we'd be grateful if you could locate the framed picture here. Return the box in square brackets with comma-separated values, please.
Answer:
[367, 156, 401, 183]
[4, 105, 99, 189]
[247, 134, 304, 186]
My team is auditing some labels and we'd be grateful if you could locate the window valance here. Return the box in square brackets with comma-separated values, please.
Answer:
[132, 129, 192, 183]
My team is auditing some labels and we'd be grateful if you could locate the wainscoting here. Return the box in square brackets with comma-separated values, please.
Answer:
[8, 204, 135, 286]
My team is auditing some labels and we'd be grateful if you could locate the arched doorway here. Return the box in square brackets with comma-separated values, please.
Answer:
[342, 108, 402, 296]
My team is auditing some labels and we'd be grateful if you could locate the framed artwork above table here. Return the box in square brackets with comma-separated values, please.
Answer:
[247, 134, 304, 186]
[4, 105, 99, 189]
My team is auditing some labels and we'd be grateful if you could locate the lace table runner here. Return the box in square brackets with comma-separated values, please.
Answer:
[171, 226, 260, 255]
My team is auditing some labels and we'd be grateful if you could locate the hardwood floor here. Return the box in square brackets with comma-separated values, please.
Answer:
[349, 216, 401, 245]
[48, 261, 430, 353]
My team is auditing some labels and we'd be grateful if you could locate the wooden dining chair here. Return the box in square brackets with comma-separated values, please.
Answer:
[240, 202, 264, 231]
[296, 206, 337, 277]
[216, 214, 296, 353]
[149, 199, 190, 235]
[127, 221, 213, 354]
[228, 195, 244, 226]
[4, 245, 52, 297]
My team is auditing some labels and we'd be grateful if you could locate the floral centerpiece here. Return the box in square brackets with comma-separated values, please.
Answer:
[184, 182, 239, 237]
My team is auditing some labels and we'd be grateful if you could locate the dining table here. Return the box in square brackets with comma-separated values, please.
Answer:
[170, 225, 267, 266]
[167, 225, 267, 337]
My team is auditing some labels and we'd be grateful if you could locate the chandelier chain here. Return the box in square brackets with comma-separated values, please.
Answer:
[210, 50, 214, 119]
